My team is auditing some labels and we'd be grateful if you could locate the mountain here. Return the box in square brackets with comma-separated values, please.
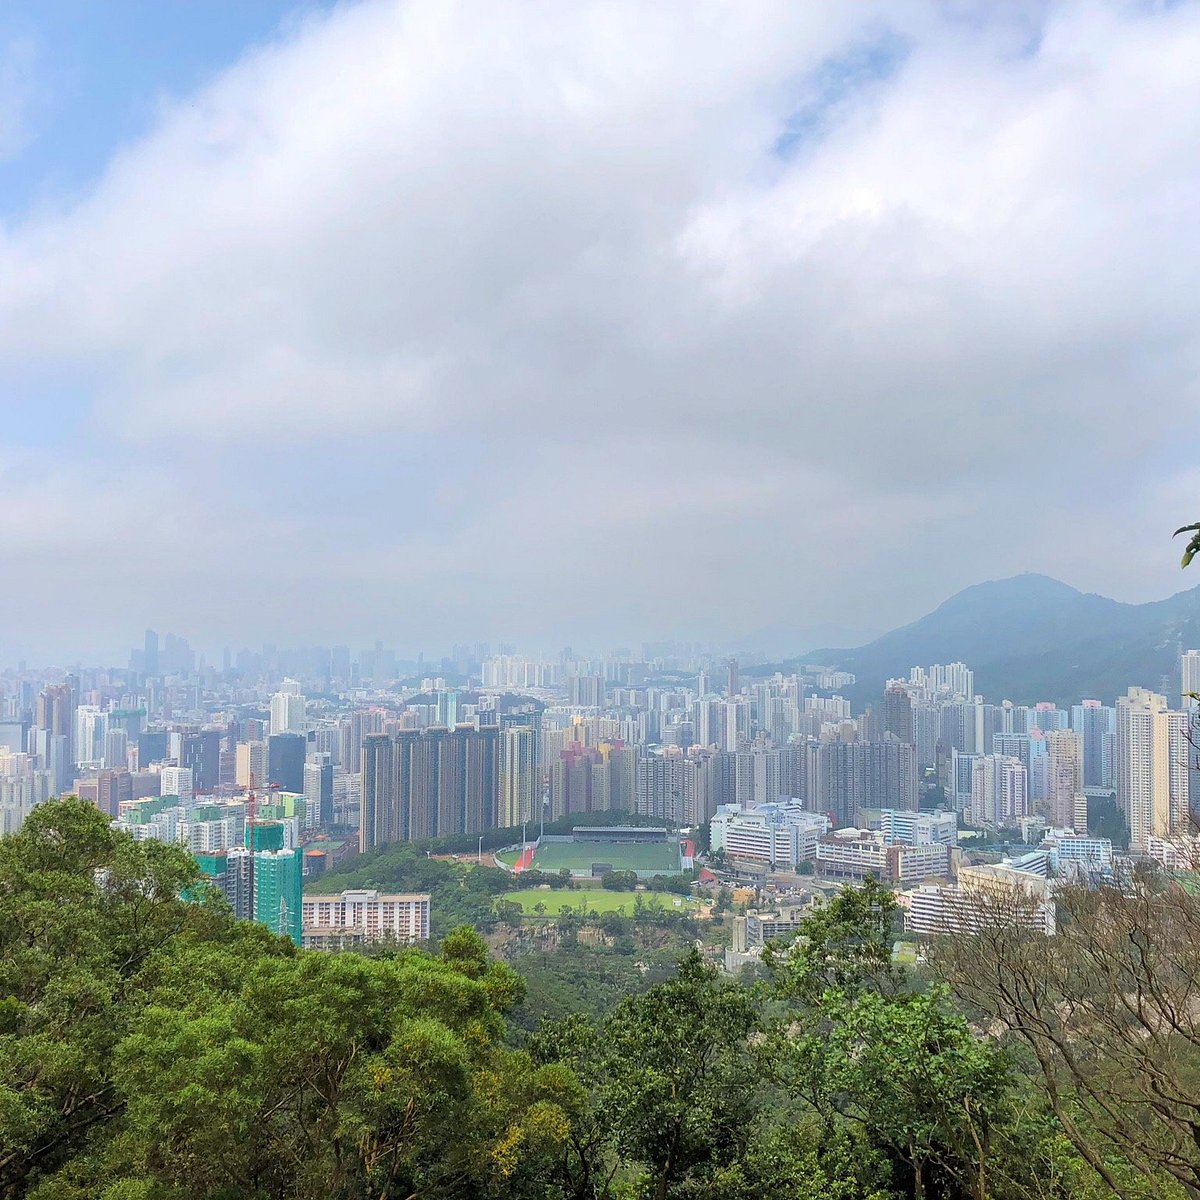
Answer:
[798, 573, 1200, 706]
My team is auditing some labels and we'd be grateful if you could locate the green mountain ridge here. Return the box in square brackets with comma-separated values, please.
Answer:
[796, 572, 1200, 706]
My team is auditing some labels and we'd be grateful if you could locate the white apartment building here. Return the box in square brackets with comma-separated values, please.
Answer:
[159, 765, 194, 803]
[970, 755, 1028, 826]
[710, 802, 830, 869]
[1146, 834, 1200, 873]
[1116, 688, 1189, 854]
[302, 889, 431, 949]
[815, 831, 949, 883]
[270, 680, 307, 736]
[875, 807, 958, 847]
[1041, 830, 1113, 873]
[904, 860, 1055, 937]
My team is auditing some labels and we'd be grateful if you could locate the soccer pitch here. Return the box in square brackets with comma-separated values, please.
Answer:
[500, 888, 695, 915]
[528, 837, 682, 876]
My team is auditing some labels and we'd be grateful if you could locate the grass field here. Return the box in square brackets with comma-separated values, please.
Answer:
[526, 837, 682, 876]
[499, 888, 696, 916]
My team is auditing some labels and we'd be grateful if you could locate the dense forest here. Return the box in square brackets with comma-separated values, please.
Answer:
[3, 799, 1198, 1199]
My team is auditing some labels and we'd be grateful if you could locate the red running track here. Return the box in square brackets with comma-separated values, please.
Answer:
[514, 845, 536, 873]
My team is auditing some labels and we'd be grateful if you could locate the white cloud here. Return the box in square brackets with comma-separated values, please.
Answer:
[0, 0, 1198, 653]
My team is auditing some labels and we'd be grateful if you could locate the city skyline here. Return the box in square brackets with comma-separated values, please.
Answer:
[1, 2, 1199, 659]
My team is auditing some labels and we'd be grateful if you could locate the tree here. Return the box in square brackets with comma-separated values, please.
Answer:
[535, 949, 762, 1200]
[765, 876, 900, 1005]
[1, 800, 575, 1200]
[823, 987, 1009, 1200]
[932, 874, 1200, 1199]
[600, 869, 637, 891]
[0, 797, 260, 1198]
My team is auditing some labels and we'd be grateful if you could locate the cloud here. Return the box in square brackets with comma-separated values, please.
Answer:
[0, 0, 1198, 655]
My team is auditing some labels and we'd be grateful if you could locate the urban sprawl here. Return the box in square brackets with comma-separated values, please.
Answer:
[1, 634, 1197, 961]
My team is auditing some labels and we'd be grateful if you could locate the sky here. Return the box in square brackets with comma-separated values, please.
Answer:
[1, 0, 1199, 664]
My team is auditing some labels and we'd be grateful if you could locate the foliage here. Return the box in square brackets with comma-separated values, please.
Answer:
[932, 874, 1200, 1199]
[1176, 521, 1200, 569]
[6, 799, 1192, 1200]
[0, 800, 566, 1200]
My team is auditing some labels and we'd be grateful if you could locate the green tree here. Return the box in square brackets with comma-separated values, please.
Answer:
[537, 949, 761, 1200]
[823, 987, 1009, 1200]
[766, 876, 900, 1005]
[0, 797, 260, 1198]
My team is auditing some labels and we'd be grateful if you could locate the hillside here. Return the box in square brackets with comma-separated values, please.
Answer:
[799, 573, 1200, 706]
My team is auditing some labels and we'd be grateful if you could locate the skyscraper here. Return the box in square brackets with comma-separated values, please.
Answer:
[1071, 700, 1116, 789]
[969, 755, 1028, 825]
[144, 629, 160, 677]
[270, 679, 307, 736]
[1116, 687, 1188, 853]
[304, 754, 334, 830]
[1044, 729, 1084, 831]
[360, 732, 400, 852]
[268, 733, 306, 793]
[358, 725, 501, 850]
[181, 729, 222, 793]
[499, 724, 537, 828]
[818, 737, 917, 828]
[1183, 649, 1200, 707]
[236, 739, 269, 789]
[882, 685, 914, 745]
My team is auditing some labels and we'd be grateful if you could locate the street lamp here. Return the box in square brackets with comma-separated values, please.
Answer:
[478, 835, 483, 865]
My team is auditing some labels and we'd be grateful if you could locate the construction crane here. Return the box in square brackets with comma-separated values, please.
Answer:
[244, 773, 281, 924]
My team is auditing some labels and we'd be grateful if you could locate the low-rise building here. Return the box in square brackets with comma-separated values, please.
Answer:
[858, 807, 958, 847]
[710, 802, 830, 869]
[1040, 829, 1113, 874]
[302, 888, 431, 950]
[1146, 835, 1200, 873]
[902, 858, 1056, 936]
[816, 830, 949, 883]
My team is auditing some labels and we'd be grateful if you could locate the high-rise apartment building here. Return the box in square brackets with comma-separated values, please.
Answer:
[236, 739, 269, 789]
[818, 737, 917, 828]
[270, 679, 306, 736]
[36, 682, 76, 767]
[268, 733, 306, 793]
[197, 821, 303, 943]
[358, 725, 502, 852]
[499, 724, 538, 828]
[304, 754, 334, 830]
[882, 686, 914, 745]
[181, 729, 222, 794]
[635, 749, 687, 825]
[568, 675, 605, 707]
[1071, 701, 1116, 789]
[1044, 729, 1084, 831]
[160, 765, 194, 803]
[969, 754, 1028, 826]
[1116, 687, 1189, 853]
[1183, 649, 1200, 707]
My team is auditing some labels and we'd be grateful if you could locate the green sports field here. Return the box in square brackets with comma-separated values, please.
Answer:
[499, 888, 696, 916]
[526, 837, 681, 876]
